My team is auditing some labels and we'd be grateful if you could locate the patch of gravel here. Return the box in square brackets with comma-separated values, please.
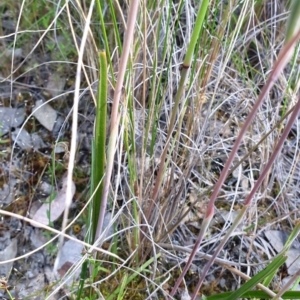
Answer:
[0, 11, 95, 294]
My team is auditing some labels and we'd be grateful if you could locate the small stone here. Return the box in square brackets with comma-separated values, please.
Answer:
[32, 99, 57, 131]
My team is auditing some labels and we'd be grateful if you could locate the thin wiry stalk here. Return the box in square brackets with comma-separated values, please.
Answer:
[162, 104, 295, 240]
[10, 0, 25, 102]
[191, 115, 300, 298]
[54, 0, 95, 274]
[138, 0, 148, 211]
[0, 209, 123, 264]
[170, 25, 300, 299]
[66, 1, 98, 105]
[273, 269, 300, 300]
[4, 2, 67, 83]
[144, 0, 210, 237]
[190, 27, 300, 300]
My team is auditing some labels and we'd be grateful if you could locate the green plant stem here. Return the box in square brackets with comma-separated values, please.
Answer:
[183, 0, 209, 66]
[96, 0, 140, 241]
[76, 51, 107, 300]
[107, 0, 122, 53]
[92, 51, 107, 241]
[95, 0, 115, 83]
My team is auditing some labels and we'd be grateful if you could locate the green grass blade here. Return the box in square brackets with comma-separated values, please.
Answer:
[76, 50, 108, 299]
[283, 222, 300, 251]
[107, 0, 122, 53]
[76, 260, 89, 300]
[150, 0, 210, 207]
[92, 51, 107, 241]
[206, 290, 300, 300]
[263, 222, 300, 287]
[183, 0, 209, 65]
[285, 0, 300, 44]
[95, 0, 115, 83]
[225, 254, 287, 300]
[117, 273, 128, 300]
[107, 254, 160, 300]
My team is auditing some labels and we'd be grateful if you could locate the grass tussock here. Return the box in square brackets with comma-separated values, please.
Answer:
[1, 0, 300, 299]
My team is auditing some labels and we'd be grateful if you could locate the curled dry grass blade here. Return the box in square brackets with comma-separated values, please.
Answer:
[190, 75, 300, 300]
[159, 103, 295, 241]
[170, 1, 300, 297]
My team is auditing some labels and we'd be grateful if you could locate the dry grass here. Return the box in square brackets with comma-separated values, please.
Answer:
[0, 0, 300, 299]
